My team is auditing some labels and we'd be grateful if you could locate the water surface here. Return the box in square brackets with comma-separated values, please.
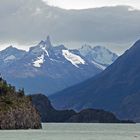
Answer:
[0, 123, 139, 140]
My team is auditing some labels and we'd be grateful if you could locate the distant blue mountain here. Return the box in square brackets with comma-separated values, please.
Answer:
[79, 44, 118, 68]
[50, 39, 140, 122]
[0, 46, 26, 63]
[0, 36, 117, 95]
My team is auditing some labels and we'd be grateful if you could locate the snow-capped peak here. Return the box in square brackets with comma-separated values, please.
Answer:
[38, 36, 52, 50]
[62, 50, 85, 68]
[92, 46, 118, 66]
[80, 44, 92, 54]
[79, 44, 118, 67]
[29, 36, 53, 56]
[45, 35, 52, 47]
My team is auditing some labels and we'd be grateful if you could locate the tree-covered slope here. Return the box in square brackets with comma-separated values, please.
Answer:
[0, 77, 42, 129]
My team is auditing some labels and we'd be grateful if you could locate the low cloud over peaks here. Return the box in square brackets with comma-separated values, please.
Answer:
[0, 0, 140, 53]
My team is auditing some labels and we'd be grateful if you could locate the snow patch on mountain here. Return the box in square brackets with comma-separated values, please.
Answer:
[4, 55, 16, 62]
[62, 50, 85, 68]
[33, 54, 45, 68]
[41, 46, 49, 57]
[0, 46, 26, 62]
[93, 46, 117, 65]
[92, 61, 106, 70]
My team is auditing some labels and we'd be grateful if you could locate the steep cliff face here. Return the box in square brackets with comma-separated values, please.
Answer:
[0, 78, 42, 129]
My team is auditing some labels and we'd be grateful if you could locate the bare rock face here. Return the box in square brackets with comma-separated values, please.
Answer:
[0, 78, 42, 129]
[0, 105, 42, 129]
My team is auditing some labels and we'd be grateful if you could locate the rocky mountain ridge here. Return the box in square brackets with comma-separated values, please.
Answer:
[50, 39, 140, 122]
[0, 36, 117, 95]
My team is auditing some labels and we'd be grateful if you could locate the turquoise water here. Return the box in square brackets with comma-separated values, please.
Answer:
[0, 123, 139, 140]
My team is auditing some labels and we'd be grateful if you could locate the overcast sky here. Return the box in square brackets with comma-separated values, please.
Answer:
[0, 0, 140, 54]
[45, 0, 140, 10]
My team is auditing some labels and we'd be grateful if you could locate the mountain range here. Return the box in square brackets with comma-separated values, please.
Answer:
[79, 44, 118, 68]
[0, 36, 117, 95]
[50, 39, 140, 122]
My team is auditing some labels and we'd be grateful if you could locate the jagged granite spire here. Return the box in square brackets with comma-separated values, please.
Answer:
[45, 35, 52, 47]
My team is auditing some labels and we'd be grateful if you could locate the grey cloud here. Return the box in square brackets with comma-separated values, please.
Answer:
[0, 0, 140, 52]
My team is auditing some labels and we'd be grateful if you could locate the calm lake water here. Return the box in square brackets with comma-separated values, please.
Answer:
[0, 123, 139, 140]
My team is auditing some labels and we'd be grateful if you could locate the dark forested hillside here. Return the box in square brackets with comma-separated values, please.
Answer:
[31, 94, 133, 123]
[0, 77, 41, 129]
